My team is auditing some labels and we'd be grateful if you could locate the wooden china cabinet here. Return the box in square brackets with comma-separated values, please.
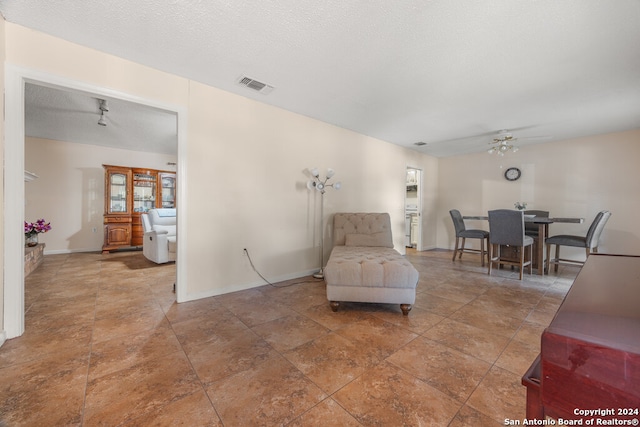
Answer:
[102, 164, 176, 253]
[102, 165, 132, 253]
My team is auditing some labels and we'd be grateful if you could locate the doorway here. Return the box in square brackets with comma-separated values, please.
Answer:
[4, 65, 187, 339]
[405, 167, 422, 251]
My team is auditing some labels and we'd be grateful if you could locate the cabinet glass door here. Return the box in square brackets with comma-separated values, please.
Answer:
[159, 173, 176, 208]
[133, 172, 156, 213]
[108, 172, 128, 214]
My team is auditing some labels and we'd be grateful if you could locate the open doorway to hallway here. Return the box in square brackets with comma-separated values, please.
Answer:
[405, 167, 422, 250]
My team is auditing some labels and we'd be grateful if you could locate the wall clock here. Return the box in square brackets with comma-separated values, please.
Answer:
[504, 167, 521, 181]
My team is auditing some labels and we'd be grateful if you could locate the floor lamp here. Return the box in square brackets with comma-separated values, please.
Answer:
[307, 168, 341, 279]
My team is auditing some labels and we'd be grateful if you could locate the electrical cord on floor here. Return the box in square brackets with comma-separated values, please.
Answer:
[243, 248, 273, 286]
[243, 248, 319, 288]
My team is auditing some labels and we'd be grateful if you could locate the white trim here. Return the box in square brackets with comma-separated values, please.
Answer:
[405, 166, 424, 251]
[175, 85, 188, 303]
[42, 248, 106, 255]
[0, 330, 7, 348]
[415, 168, 424, 251]
[4, 65, 26, 339]
[3, 64, 188, 337]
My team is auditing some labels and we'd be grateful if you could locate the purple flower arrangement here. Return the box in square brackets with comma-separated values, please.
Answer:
[24, 218, 52, 237]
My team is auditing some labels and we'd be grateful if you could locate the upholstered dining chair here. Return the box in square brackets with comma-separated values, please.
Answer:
[488, 209, 534, 280]
[524, 210, 549, 237]
[545, 210, 611, 273]
[449, 209, 490, 266]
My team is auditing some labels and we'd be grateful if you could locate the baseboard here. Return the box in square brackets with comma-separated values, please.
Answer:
[43, 248, 95, 255]
[181, 268, 320, 302]
[0, 330, 7, 348]
[415, 244, 436, 251]
[44, 247, 138, 255]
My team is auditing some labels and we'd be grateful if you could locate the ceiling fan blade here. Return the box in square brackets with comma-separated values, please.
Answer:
[518, 135, 553, 141]
[431, 125, 538, 145]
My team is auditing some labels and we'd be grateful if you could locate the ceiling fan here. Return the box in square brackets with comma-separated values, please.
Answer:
[487, 130, 518, 155]
[487, 129, 550, 155]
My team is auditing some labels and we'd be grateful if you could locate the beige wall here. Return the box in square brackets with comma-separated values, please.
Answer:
[6, 25, 188, 107]
[1, 17, 6, 337]
[25, 137, 177, 253]
[4, 23, 437, 304]
[438, 129, 640, 260]
[184, 81, 437, 298]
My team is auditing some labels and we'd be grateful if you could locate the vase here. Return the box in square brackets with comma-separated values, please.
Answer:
[26, 233, 38, 247]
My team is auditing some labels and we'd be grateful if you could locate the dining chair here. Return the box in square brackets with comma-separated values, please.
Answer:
[545, 210, 611, 273]
[449, 209, 489, 266]
[524, 210, 549, 237]
[488, 209, 534, 280]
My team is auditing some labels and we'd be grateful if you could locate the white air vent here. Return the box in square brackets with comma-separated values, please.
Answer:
[237, 76, 274, 95]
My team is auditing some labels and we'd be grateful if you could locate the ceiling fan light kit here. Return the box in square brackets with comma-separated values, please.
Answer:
[486, 129, 552, 155]
[97, 99, 108, 126]
[488, 130, 519, 155]
[488, 141, 519, 156]
[98, 111, 107, 126]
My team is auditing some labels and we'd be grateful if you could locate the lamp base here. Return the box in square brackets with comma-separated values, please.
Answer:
[313, 269, 324, 279]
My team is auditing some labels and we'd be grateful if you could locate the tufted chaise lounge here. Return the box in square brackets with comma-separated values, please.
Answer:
[324, 213, 419, 315]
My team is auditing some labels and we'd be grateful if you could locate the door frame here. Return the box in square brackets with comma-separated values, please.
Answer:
[3, 64, 188, 339]
[405, 166, 423, 251]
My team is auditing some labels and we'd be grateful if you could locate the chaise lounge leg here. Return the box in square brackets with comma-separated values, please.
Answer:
[330, 301, 340, 312]
[400, 304, 412, 316]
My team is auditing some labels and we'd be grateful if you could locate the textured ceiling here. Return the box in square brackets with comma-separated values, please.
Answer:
[2, 0, 640, 157]
[25, 83, 178, 155]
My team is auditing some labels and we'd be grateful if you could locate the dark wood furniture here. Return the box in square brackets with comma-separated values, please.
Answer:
[102, 165, 132, 253]
[102, 165, 176, 253]
[496, 240, 540, 270]
[522, 254, 640, 422]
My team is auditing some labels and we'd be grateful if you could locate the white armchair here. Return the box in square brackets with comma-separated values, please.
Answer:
[142, 208, 177, 264]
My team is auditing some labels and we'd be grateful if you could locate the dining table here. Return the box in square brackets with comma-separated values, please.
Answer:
[463, 214, 584, 275]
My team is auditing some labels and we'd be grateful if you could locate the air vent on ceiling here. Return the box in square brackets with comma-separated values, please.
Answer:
[414, 142, 427, 146]
[237, 76, 274, 95]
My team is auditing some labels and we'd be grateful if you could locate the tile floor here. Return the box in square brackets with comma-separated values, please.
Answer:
[0, 249, 580, 426]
